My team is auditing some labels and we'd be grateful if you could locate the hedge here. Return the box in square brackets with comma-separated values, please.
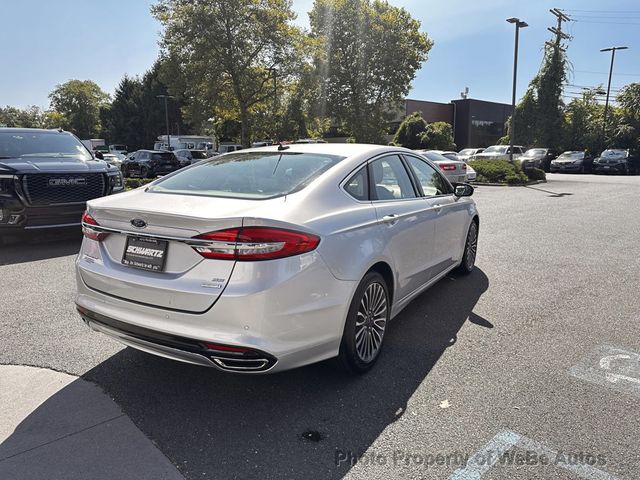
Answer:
[469, 159, 545, 185]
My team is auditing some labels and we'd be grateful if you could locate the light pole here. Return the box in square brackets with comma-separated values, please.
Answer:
[156, 94, 175, 150]
[600, 46, 628, 143]
[506, 17, 528, 162]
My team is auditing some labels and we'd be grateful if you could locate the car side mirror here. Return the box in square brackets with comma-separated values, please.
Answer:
[95, 151, 104, 160]
[454, 183, 474, 197]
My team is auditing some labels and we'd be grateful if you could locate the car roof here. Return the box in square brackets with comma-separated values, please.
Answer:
[238, 143, 399, 157]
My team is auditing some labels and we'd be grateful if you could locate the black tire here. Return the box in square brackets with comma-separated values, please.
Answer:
[140, 166, 150, 179]
[457, 220, 478, 274]
[337, 271, 390, 374]
[122, 165, 130, 178]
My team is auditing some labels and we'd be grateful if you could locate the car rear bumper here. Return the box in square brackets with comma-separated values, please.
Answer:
[75, 251, 357, 373]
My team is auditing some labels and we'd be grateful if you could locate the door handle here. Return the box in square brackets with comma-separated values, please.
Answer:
[381, 214, 400, 225]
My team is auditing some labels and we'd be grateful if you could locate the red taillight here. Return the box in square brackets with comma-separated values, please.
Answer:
[439, 163, 457, 171]
[204, 342, 250, 353]
[81, 211, 108, 241]
[192, 226, 320, 261]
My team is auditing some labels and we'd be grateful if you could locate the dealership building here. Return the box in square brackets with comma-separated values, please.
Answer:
[394, 97, 514, 149]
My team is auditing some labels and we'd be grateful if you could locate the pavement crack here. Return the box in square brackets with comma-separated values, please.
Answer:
[0, 413, 125, 462]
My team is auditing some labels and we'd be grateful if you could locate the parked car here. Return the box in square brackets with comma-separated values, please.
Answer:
[251, 140, 274, 148]
[472, 145, 525, 161]
[414, 150, 468, 184]
[593, 149, 638, 174]
[102, 153, 124, 170]
[122, 150, 181, 178]
[218, 144, 243, 154]
[76, 144, 479, 374]
[0, 128, 123, 235]
[174, 149, 209, 167]
[520, 148, 556, 172]
[457, 148, 485, 162]
[293, 138, 328, 144]
[434, 151, 476, 182]
[550, 151, 594, 173]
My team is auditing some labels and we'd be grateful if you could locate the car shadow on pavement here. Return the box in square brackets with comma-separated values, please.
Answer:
[0, 232, 82, 266]
[2, 268, 490, 480]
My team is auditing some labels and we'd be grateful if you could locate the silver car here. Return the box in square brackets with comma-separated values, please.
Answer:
[76, 144, 479, 374]
[414, 150, 468, 184]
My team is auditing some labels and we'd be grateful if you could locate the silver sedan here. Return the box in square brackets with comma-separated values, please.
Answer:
[414, 150, 469, 184]
[76, 144, 479, 374]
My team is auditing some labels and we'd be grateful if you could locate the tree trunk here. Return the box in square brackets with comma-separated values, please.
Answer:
[239, 103, 251, 147]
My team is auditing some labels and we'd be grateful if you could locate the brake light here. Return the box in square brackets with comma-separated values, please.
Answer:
[81, 211, 108, 241]
[192, 227, 320, 261]
[439, 163, 457, 171]
[204, 342, 250, 353]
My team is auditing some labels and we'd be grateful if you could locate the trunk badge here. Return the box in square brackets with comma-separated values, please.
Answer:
[131, 218, 147, 229]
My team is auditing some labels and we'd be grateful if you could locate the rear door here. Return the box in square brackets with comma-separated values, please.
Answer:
[404, 154, 469, 276]
[368, 154, 436, 301]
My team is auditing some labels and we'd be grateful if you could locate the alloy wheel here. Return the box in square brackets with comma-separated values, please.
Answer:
[465, 222, 478, 270]
[354, 282, 387, 363]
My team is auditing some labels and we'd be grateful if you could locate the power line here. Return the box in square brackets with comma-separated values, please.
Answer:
[573, 20, 640, 25]
[561, 9, 640, 13]
[573, 70, 640, 77]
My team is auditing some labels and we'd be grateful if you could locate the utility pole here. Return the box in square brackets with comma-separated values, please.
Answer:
[600, 46, 628, 143]
[156, 94, 175, 150]
[506, 17, 528, 162]
[548, 9, 570, 49]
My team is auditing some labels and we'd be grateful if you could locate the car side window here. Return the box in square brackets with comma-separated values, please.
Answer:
[405, 155, 453, 196]
[344, 166, 369, 201]
[139, 152, 149, 160]
[369, 155, 416, 201]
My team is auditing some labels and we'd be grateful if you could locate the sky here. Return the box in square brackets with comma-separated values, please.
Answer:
[1, 0, 639, 110]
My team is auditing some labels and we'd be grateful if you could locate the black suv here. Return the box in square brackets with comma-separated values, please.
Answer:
[0, 128, 123, 234]
[122, 150, 181, 178]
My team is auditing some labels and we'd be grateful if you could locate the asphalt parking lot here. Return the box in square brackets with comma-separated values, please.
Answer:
[1, 173, 639, 480]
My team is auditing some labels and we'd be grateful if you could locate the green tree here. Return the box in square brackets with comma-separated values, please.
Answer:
[615, 82, 640, 153]
[310, 0, 432, 143]
[563, 89, 603, 154]
[152, 0, 301, 146]
[107, 62, 192, 150]
[506, 38, 567, 148]
[48, 80, 110, 138]
[0, 105, 45, 128]
[422, 121, 455, 150]
[392, 112, 428, 149]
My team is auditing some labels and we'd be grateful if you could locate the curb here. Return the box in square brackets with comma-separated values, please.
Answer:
[472, 179, 547, 187]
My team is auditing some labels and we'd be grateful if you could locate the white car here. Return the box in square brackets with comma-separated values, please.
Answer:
[414, 150, 468, 184]
[457, 148, 485, 162]
[472, 145, 524, 161]
[75, 144, 479, 374]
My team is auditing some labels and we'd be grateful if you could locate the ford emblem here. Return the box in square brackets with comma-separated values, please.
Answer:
[130, 218, 147, 229]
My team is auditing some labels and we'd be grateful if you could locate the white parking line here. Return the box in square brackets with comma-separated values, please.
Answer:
[570, 345, 640, 398]
[449, 430, 620, 480]
[449, 430, 521, 480]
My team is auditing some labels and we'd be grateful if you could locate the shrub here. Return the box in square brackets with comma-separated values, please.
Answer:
[469, 159, 545, 184]
[506, 172, 528, 185]
[525, 167, 546, 181]
[468, 159, 519, 183]
[124, 177, 154, 190]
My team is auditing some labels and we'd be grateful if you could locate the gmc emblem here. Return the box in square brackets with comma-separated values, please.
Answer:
[48, 177, 87, 186]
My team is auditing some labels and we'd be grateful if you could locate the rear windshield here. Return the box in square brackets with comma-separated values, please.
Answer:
[151, 152, 175, 161]
[0, 131, 92, 161]
[148, 151, 344, 199]
[190, 150, 208, 159]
